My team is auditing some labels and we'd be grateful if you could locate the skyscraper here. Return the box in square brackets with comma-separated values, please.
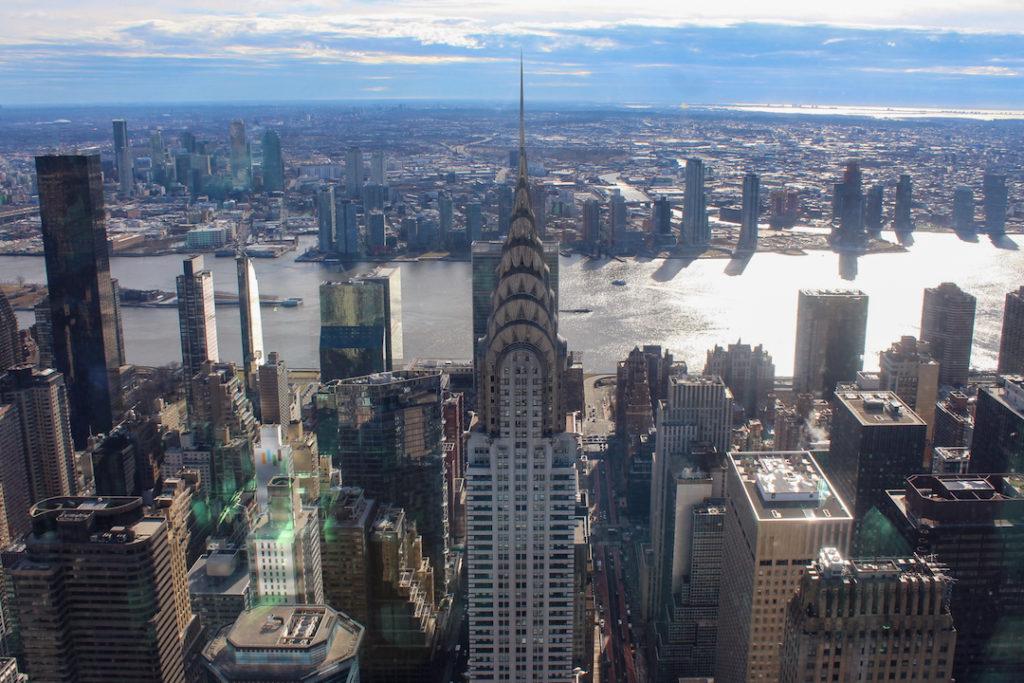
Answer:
[779, 548, 956, 683]
[983, 171, 1008, 236]
[715, 451, 853, 683]
[112, 118, 134, 196]
[471, 239, 559, 349]
[921, 281, 976, 387]
[737, 171, 759, 252]
[703, 342, 774, 420]
[793, 289, 869, 397]
[684, 158, 709, 246]
[652, 195, 672, 236]
[998, 286, 1024, 374]
[261, 129, 285, 193]
[894, 173, 914, 233]
[370, 150, 385, 185]
[953, 185, 974, 234]
[826, 390, 927, 550]
[0, 404, 31, 546]
[970, 375, 1024, 474]
[35, 153, 122, 447]
[865, 182, 884, 233]
[646, 374, 731, 627]
[4, 496, 186, 682]
[346, 146, 363, 198]
[466, 63, 578, 682]
[609, 189, 627, 248]
[466, 201, 483, 242]
[229, 119, 250, 189]
[316, 185, 337, 253]
[0, 365, 77, 502]
[258, 351, 290, 425]
[318, 268, 402, 382]
[247, 476, 323, 606]
[886, 474, 1024, 680]
[237, 253, 265, 395]
[833, 160, 866, 249]
[0, 290, 19, 371]
[878, 335, 940, 440]
[438, 192, 454, 243]
[581, 197, 601, 245]
[334, 197, 360, 256]
[315, 370, 448, 593]
[176, 255, 219, 384]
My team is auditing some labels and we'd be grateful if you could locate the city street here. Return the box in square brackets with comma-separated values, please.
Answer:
[584, 375, 646, 683]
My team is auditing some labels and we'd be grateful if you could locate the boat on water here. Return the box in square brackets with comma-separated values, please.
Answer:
[280, 297, 303, 308]
[560, 308, 593, 314]
[611, 279, 627, 286]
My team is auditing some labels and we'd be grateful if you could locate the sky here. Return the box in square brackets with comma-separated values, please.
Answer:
[1, 1, 1024, 107]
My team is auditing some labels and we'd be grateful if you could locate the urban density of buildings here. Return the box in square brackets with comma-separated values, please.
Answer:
[0, 49, 1021, 683]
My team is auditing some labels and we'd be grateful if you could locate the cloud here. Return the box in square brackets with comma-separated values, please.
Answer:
[862, 65, 1022, 77]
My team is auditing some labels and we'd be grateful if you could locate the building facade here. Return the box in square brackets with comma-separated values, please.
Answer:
[793, 289, 869, 397]
[715, 451, 853, 683]
[921, 282, 976, 388]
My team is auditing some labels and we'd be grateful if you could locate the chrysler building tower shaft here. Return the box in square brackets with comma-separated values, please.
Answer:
[466, 56, 579, 682]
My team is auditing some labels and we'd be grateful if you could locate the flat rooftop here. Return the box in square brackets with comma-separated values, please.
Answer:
[799, 288, 867, 298]
[834, 390, 926, 427]
[729, 451, 852, 522]
[188, 550, 250, 598]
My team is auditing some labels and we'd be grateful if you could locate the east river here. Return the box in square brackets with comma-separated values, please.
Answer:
[3, 232, 1021, 374]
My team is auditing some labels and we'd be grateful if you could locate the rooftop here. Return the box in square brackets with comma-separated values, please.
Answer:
[729, 451, 852, 522]
[799, 288, 867, 298]
[834, 390, 927, 427]
[204, 605, 363, 679]
[188, 549, 250, 598]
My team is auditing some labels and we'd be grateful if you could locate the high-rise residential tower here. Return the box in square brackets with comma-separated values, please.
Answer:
[112, 118, 134, 196]
[3, 496, 186, 682]
[953, 185, 974, 234]
[261, 129, 285, 193]
[684, 158, 709, 246]
[793, 289, 869, 397]
[865, 182, 884, 233]
[609, 189, 627, 247]
[35, 153, 123, 447]
[370, 150, 385, 185]
[236, 253, 264, 395]
[346, 147, 363, 198]
[894, 173, 914, 233]
[998, 286, 1024, 375]
[318, 267, 402, 382]
[581, 197, 601, 245]
[229, 119, 250, 188]
[833, 160, 866, 249]
[0, 404, 31, 546]
[737, 171, 759, 252]
[258, 351, 290, 425]
[652, 195, 672, 236]
[921, 282, 976, 387]
[0, 365, 77, 502]
[316, 185, 337, 253]
[715, 452, 853, 683]
[176, 255, 219, 384]
[983, 171, 1008, 236]
[466, 63, 578, 682]
[0, 290, 20, 372]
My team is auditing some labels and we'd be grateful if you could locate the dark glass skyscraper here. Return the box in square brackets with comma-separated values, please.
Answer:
[35, 153, 122, 447]
[112, 118, 134, 197]
[894, 173, 914, 233]
[983, 171, 1008, 236]
[261, 129, 285, 193]
[998, 286, 1024, 375]
[0, 288, 19, 371]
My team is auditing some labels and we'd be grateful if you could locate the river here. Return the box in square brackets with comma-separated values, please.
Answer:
[3, 233, 1019, 374]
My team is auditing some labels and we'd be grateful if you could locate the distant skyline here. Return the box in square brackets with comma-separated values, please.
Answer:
[2, 1, 1024, 107]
